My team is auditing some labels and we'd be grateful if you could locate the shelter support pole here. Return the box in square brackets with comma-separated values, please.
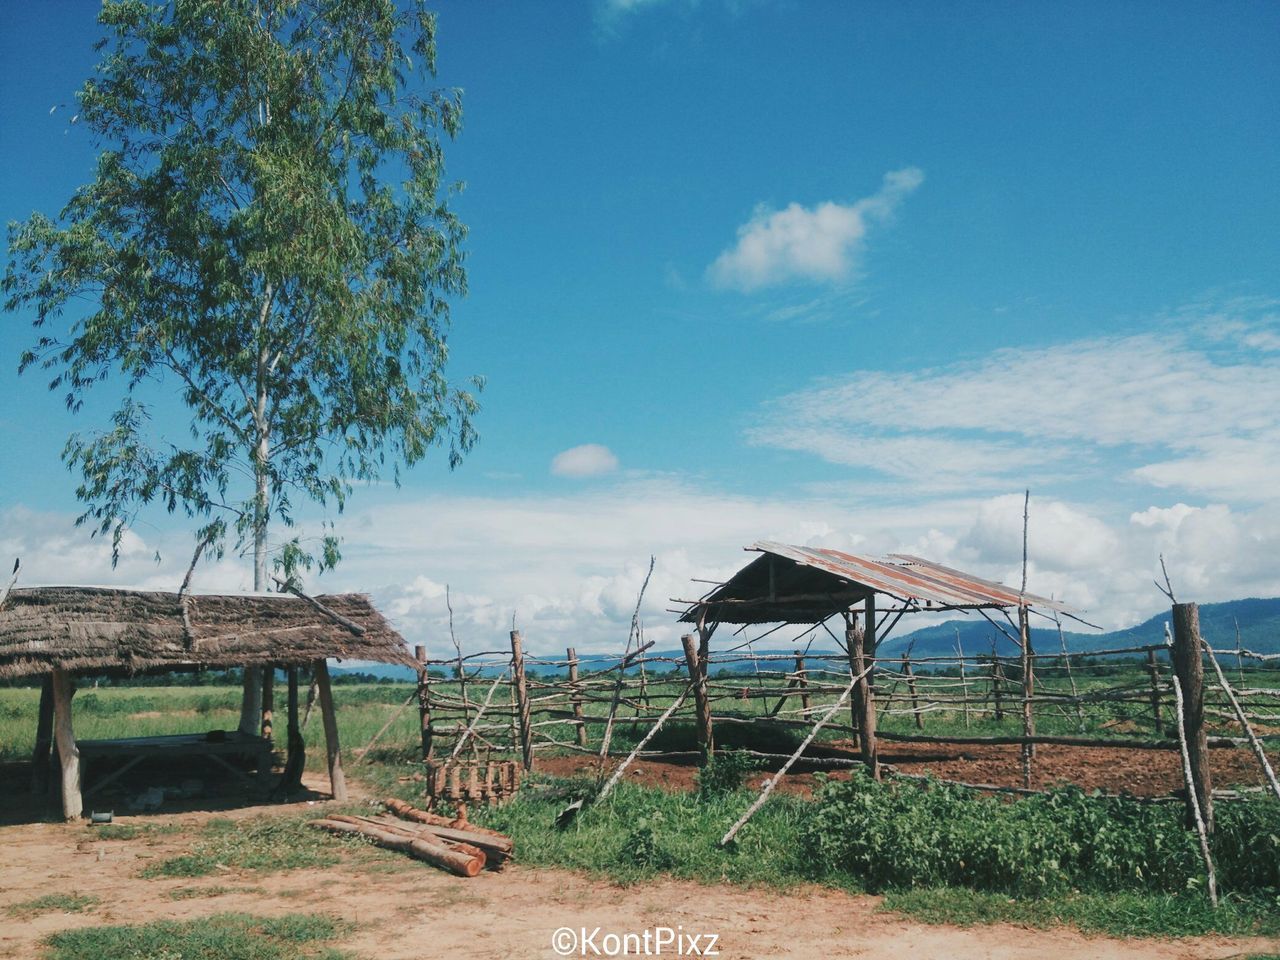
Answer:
[1019, 604, 1035, 788]
[31, 675, 54, 796]
[261, 667, 274, 744]
[567, 646, 588, 747]
[903, 655, 924, 730]
[239, 667, 263, 736]
[681, 633, 714, 764]
[51, 667, 82, 820]
[847, 600, 879, 779]
[281, 666, 305, 795]
[313, 659, 347, 802]
[1171, 603, 1212, 833]
[510, 630, 534, 771]
[415, 645, 433, 761]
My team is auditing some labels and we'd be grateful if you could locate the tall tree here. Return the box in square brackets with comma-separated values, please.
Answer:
[4, 0, 480, 729]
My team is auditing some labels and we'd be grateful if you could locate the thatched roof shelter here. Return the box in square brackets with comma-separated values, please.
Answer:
[0, 585, 416, 680]
[3, 585, 416, 820]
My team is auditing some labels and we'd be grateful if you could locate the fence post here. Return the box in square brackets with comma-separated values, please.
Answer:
[313, 659, 347, 802]
[681, 633, 713, 764]
[1171, 603, 1213, 833]
[567, 646, 588, 747]
[1019, 605, 1036, 788]
[903, 655, 923, 729]
[795, 651, 811, 716]
[510, 630, 534, 771]
[990, 655, 1005, 721]
[1145, 647, 1163, 737]
[846, 601, 879, 779]
[415, 644, 433, 761]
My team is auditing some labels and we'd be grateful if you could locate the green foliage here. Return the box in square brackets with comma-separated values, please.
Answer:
[618, 810, 676, 870]
[800, 774, 1280, 897]
[2, 0, 481, 574]
[43, 912, 351, 960]
[696, 749, 759, 798]
[142, 814, 339, 879]
[5, 894, 100, 920]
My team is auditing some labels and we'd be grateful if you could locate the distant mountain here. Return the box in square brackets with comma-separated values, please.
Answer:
[876, 596, 1280, 660]
[330, 597, 1280, 681]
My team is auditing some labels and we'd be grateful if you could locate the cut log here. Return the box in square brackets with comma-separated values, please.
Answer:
[382, 797, 514, 859]
[309, 818, 483, 877]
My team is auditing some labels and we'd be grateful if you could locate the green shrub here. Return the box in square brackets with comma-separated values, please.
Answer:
[696, 750, 759, 798]
[619, 810, 677, 870]
[800, 774, 1280, 897]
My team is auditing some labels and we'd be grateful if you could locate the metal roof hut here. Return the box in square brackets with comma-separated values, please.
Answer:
[677, 541, 1073, 777]
[0, 585, 416, 820]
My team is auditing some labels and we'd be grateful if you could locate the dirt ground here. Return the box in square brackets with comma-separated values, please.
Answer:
[1, 775, 1276, 960]
[539, 739, 1280, 798]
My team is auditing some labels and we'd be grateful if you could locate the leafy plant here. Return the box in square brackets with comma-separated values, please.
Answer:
[696, 750, 760, 798]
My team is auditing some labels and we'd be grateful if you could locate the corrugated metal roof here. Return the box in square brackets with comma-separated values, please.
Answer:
[680, 541, 1072, 624]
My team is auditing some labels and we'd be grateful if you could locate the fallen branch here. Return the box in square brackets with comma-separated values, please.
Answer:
[597, 682, 693, 801]
[271, 574, 366, 636]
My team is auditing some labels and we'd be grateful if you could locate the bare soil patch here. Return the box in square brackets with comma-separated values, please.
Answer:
[539, 739, 1280, 798]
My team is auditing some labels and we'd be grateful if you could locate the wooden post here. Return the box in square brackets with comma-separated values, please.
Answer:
[847, 601, 879, 779]
[1146, 648, 1164, 736]
[696, 619, 714, 757]
[903, 656, 924, 730]
[990, 654, 1005, 721]
[567, 646, 588, 747]
[1171, 604, 1212, 833]
[50, 667, 82, 820]
[31, 675, 54, 796]
[795, 651, 811, 716]
[260, 667, 275, 744]
[279, 665, 305, 794]
[681, 633, 713, 763]
[510, 630, 533, 770]
[1019, 605, 1035, 788]
[313, 659, 347, 802]
[415, 645, 433, 761]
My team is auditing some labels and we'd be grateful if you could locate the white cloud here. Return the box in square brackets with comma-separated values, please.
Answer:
[551, 443, 620, 478]
[749, 311, 1280, 501]
[708, 167, 923, 291]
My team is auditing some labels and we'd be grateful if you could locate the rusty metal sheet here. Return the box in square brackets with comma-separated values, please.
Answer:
[682, 541, 1074, 622]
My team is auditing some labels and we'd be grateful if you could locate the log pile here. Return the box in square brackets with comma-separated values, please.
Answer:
[309, 798, 513, 878]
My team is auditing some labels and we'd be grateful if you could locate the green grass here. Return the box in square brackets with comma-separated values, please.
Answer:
[89, 822, 183, 841]
[141, 814, 342, 879]
[882, 887, 1280, 939]
[43, 912, 354, 960]
[5, 894, 100, 920]
[165, 885, 265, 901]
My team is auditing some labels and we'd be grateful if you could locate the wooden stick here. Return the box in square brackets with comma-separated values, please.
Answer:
[719, 666, 869, 847]
[382, 798, 514, 855]
[680, 633, 713, 763]
[954, 629, 971, 729]
[510, 630, 533, 770]
[30, 675, 53, 796]
[313, 659, 347, 802]
[1202, 637, 1280, 803]
[1169, 646, 1218, 907]
[309, 818, 482, 877]
[567, 646, 588, 747]
[597, 683, 692, 801]
[416, 645, 433, 761]
[333, 814, 492, 866]
[1146, 648, 1164, 736]
[1171, 604, 1213, 832]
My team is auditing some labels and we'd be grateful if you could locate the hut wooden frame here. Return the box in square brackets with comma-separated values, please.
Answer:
[1, 585, 415, 819]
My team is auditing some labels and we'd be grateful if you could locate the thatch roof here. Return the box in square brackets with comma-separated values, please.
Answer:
[0, 586, 416, 679]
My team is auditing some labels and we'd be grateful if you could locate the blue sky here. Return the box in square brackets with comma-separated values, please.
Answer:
[2, 1, 1279, 654]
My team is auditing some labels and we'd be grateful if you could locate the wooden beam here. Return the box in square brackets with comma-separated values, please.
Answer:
[510, 630, 533, 771]
[682, 633, 713, 763]
[416, 645, 433, 761]
[567, 646, 588, 747]
[1171, 604, 1212, 833]
[313, 659, 347, 802]
[51, 667, 82, 820]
